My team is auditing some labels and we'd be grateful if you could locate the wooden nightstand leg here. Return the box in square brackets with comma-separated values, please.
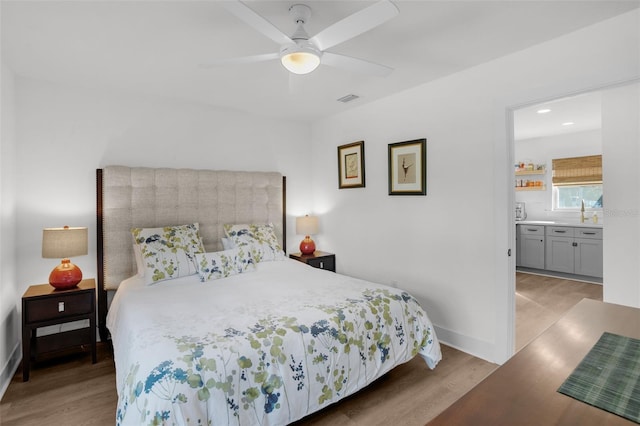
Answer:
[90, 316, 97, 364]
[22, 326, 31, 382]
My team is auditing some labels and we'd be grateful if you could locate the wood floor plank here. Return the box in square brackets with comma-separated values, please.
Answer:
[0, 344, 117, 426]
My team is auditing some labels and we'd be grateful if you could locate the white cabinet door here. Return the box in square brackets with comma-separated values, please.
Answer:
[545, 236, 574, 273]
[575, 237, 603, 278]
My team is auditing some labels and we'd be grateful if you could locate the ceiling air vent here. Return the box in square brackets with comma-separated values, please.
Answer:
[337, 94, 360, 103]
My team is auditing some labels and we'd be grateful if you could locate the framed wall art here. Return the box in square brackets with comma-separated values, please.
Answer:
[388, 138, 426, 195]
[338, 141, 365, 189]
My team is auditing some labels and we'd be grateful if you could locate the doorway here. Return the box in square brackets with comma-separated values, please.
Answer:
[508, 80, 640, 356]
[512, 91, 606, 350]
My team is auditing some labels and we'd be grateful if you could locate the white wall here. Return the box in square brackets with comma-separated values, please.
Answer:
[515, 129, 602, 220]
[310, 9, 640, 363]
[14, 78, 313, 290]
[602, 82, 640, 307]
[0, 61, 20, 397]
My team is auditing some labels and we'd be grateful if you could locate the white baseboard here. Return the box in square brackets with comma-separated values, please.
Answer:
[0, 341, 21, 400]
[433, 324, 498, 364]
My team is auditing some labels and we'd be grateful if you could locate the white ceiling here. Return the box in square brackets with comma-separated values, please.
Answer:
[514, 90, 603, 140]
[2, 0, 638, 125]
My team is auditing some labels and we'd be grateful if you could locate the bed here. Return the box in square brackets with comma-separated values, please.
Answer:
[97, 166, 441, 425]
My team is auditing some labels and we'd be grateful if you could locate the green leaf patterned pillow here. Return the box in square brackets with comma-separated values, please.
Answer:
[244, 241, 285, 263]
[131, 223, 205, 285]
[223, 223, 285, 262]
[195, 246, 256, 282]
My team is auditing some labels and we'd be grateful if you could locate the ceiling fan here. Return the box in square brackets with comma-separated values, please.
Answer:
[206, 0, 399, 76]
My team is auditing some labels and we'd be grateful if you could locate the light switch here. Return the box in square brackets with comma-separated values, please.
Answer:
[58, 301, 65, 312]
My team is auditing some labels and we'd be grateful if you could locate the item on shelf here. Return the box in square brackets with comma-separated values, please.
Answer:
[515, 161, 546, 173]
[515, 202, 527, 221]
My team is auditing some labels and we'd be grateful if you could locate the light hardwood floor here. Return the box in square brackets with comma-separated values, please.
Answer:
[0, 273, 603, 425]
[515, 271, 603, 351]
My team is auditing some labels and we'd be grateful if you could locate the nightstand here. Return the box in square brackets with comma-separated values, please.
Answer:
[289, 251, 336, 272]
[21, 278, 97, 381]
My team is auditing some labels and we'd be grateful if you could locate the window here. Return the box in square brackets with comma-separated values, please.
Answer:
[552, 155, 603, 210]
[554, 185, 603, 209]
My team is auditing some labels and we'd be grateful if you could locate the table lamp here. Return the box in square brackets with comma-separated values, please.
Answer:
[296, 215, 319, 255]
[42, 226, 88, 289]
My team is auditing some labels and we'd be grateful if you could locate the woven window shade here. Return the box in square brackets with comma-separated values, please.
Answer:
[552, 155, 602, 185]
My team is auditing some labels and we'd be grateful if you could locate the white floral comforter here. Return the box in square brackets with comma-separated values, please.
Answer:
[107, 259, 441, 425]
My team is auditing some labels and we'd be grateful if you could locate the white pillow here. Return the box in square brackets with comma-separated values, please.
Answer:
[223, 223, 284, 262]
[132, 223, 205, 285]
[221, 237, 235, 250]
[133, 244, 145, 277]
[195, 246, 256, 282]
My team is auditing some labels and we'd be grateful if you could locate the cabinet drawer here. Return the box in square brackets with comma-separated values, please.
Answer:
[575, 228, 603, 239]
[519, 225, 545, 235]
[25, 292, 93, 324]
[546, 226, 575, 237]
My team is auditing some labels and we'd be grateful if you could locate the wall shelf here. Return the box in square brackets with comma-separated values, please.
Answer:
[516, 170, 546, 176]
[516, 168, 546, 190]
[516, 185, 546, 191]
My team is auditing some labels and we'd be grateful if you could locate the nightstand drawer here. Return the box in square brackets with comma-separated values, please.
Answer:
[307, 256, 335, 271]
[289, 251, 336, 272]
[25, 291, 93, 324]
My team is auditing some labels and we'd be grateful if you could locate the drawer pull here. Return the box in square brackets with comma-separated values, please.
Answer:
[320, 261, 324, 269]
[583, 232, 597, 235]
[526, 228, 539, 232]
[58, 302, 65, 312]
[554, 230, 567, 233]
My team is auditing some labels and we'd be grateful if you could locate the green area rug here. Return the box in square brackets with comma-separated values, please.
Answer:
[558, 332, 640, 423]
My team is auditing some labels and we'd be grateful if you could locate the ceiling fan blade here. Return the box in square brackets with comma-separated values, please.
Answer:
[322, 52, 393, 77]
[309, 0, 399, 51]
[199, 52, 279, 68]
[223, 0, 293, 46]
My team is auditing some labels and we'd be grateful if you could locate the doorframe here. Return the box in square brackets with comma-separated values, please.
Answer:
[503, 77, 639, 362]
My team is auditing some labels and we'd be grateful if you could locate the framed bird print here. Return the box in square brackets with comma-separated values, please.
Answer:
[388, 138, 426, 195]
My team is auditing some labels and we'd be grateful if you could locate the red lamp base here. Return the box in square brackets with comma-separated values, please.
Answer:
[49, 259, 83, 289]
[299, 236, 316, 255]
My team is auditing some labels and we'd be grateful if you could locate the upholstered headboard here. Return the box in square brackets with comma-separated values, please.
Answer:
[96, 166, 286, 339]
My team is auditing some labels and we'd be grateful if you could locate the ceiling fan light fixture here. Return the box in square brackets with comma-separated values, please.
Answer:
[280, 44, 321, 75]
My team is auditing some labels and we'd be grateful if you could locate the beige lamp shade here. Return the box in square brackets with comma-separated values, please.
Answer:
[296, 215, 319, 236]
[42, 226, 88, 259]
